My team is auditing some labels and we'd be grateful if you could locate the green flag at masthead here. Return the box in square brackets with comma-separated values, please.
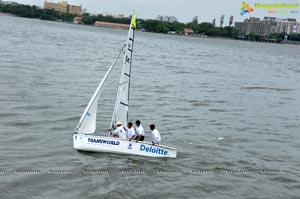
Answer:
[132, 13, 137, 29]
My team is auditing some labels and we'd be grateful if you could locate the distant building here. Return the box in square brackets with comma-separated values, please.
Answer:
[169, 16, 177, 23]
[192, 16, 198, 25]
[68, 4, 81, 15]
[220, 15, 225, 27]
[212, 18, 216, 26]
[156, 15, 177, 23]
[235, 17, 300, 35]
[94, 21, 130, 29]
[234, 17, 271, 35]
[44, 1, 81, 16]
[274, 18, 299, 34]
[229, 16, 233, 27]
[262, 17, 277, 33]
[44, 1, 68, 13]
[183, 28, 194, 36]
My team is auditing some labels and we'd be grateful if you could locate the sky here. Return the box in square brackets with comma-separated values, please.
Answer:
[13, 0, 300, 24]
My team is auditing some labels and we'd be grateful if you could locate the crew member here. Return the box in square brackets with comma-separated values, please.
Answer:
[127, 122, 135, 141]
[150, 124, 161, 145]
[113, 120, 127, 139]
[135, 120, 145, 142]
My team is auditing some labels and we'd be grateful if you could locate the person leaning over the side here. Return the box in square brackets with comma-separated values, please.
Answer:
[134, 120, 145, 142]
[150, 124, 161, 145]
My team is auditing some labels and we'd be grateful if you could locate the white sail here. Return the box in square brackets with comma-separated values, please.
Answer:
[75, 45, 125, 134]
[111, 14, 136, 128]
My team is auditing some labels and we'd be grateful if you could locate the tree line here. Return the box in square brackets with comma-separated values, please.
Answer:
[82, 13, 239, 38]
[1, 3, 300, 41]
[82, 13, 217, 36]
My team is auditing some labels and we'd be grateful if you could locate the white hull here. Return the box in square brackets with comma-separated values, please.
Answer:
[73, 134, 177, 158]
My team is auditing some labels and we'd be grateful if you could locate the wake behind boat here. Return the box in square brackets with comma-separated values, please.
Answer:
[73, 13, 177, 158]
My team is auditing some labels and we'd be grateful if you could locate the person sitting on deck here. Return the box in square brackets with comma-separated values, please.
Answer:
[134, 120, 145, 142]
[150, 124, 161, 145]
[113, 120, 127, 139]
[127, 122, 135, 141]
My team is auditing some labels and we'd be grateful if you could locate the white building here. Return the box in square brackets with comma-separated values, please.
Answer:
[168, 16, 177, 23]
[156, 15, 177, 23]
[275, 18, 300, 34]
[156, 15, 163, 21]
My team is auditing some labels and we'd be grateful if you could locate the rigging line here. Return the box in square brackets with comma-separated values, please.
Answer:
[74, 44, 126, 133]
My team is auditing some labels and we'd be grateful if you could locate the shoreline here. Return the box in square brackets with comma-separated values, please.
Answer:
[1, 14, 300, 45]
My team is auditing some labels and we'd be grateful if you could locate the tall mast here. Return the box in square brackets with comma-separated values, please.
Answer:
[109, 13, 137, 134]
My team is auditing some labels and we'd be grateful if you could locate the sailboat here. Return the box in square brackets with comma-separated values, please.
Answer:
[73, 13, 177, 158]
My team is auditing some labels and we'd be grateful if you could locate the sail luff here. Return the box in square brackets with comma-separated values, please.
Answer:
[127, 19, 135, 121]
[75, 44, 125, 134]
[110, 13, 136, 131]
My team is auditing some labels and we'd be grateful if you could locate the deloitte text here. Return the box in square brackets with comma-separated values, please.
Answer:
[140, 144, 168, 155]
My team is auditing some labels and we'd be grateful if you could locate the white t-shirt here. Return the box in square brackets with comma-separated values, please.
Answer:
[114, 126, 127, 139]
[151, 129, 161, 144]
[127, 127, 135, 139]
[136, 125, 145, 136]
